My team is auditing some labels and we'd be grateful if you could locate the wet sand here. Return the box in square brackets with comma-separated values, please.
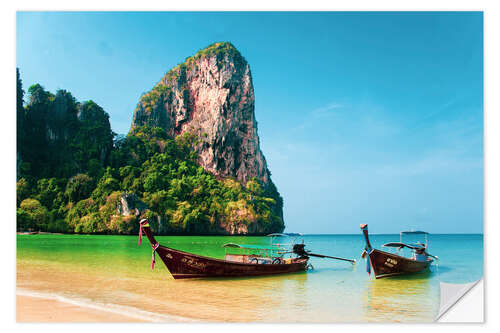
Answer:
[17, 294, 146, 322]
[16, 259, 305, 322]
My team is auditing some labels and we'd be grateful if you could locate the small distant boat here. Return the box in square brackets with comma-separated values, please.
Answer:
[138, 219, 355, 279]
[360, 224, 437, 279]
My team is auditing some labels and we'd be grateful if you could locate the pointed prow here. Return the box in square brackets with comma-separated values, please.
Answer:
[360, 224, 372, 250]
[138, 219, 158, 246]
[138, 219, 161, 270]
[360, 224, 373, 275]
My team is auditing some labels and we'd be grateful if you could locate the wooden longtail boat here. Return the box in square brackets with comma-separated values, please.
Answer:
[360, 224, 437, 279]
[138, 219, 355, 279]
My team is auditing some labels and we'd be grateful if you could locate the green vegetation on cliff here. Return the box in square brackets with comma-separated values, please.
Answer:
[16, 69, 284, 235]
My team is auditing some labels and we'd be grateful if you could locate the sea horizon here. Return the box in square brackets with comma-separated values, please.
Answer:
[16, 231, 485, 236]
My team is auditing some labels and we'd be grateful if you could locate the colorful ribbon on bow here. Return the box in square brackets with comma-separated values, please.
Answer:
[151, 243, 159, 270]
[138, 219, 158, 270]
[138, 219, 149, 246]
[138, 224, 143, 246]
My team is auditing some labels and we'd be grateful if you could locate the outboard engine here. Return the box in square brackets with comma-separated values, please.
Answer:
[292, 243, 308, 258]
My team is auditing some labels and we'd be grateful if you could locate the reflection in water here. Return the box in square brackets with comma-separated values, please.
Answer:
[364, 273, 439, 322]
[169, 270, 310, 322]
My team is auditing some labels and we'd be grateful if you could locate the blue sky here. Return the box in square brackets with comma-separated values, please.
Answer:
[17, 12, 483, 234]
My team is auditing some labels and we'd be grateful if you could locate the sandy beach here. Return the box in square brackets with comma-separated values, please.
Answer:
[17, 293, 146, 322]
[16, 289, 195, 323]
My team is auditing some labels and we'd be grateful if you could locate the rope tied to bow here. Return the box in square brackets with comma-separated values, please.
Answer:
[137, 219, 158, 270]
[151, 243, 159, 270]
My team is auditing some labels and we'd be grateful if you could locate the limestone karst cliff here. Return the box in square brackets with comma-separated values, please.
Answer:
[130, 42, 284, 233]
[131, 42, 271, 186]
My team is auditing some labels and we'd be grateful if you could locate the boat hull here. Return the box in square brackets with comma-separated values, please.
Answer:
[156, 245, 309, 279]
[368, 248, 432, 279]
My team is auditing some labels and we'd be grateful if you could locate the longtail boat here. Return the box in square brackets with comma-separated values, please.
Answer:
[138, 219, 355, 279]
[360, 224, 438, 279]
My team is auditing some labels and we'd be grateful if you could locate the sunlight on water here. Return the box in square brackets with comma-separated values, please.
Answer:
[17, 233, 483, 322]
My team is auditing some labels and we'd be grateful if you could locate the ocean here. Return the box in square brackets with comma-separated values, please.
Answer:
[16, 233, 483, 322]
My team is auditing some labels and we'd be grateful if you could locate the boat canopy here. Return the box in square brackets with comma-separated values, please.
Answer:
[400, 230, 429, 246]
[266, 233, 303, 237]
[383, 242, 426, 250]
[222, 243, 284, 250]
[401, 231, 428, 235]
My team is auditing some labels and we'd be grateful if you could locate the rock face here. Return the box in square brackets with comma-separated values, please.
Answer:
[118, 193, 148, 217]
[130, 42, 270, 186]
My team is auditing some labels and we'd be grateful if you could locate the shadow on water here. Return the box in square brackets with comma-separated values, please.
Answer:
[363, 271, 438, 322]
[380, 270, 433, 281]
[196, 270, 308, 282]
[163, 268, 311, 321]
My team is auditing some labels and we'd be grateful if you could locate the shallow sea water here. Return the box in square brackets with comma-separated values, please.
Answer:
[16, 233, 483, 322]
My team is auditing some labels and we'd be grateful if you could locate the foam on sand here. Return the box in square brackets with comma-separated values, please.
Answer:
[17, 289, 196, 323]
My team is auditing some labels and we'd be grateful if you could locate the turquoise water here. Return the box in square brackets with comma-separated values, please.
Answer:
[17, 233, 483, 322]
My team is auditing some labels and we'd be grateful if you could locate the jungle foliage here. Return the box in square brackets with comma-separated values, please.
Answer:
[16, 69, 284, 235]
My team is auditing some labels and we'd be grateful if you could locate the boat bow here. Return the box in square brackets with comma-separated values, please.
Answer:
[360, 224, 372, 275]
[359, 224, 434, 279]
[138, 219, 160, 270]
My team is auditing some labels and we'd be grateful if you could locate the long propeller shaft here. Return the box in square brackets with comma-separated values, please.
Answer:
[426, 252, 439, 260]
[308, 252, 356, 263]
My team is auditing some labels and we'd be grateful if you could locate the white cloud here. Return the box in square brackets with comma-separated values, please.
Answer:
[311, 102, 344, 116]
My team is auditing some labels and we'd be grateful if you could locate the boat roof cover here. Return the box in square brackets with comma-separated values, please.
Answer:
[222, 243, 284, 250]
[383, 242, 426, 250]
[266, 232, 303, 237]
[401, 231, 428, 235]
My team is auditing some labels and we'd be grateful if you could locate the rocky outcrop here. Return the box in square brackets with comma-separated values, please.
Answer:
[129, 42, 285, 234]
[130, 42, 270, 186]
[117, 193, 148, 217]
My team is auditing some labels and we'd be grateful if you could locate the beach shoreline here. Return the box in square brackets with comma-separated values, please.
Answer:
[16, 289, 193, 323]
[17, 234, 482, 322]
